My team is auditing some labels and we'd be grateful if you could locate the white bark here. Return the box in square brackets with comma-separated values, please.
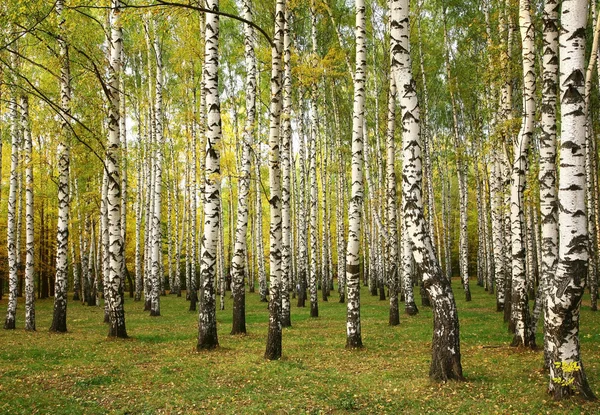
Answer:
[4, 64, 20, 330]
[265, 0, 285, 360]
[345, 0, 366, 349]
[280, 4, 292, 327]
[392, 0, 463, 381]
[546, 0, 595, 400]
[510, 0, 535, 348]
[197, 0, 221, 349]
[105, 0, 127, 337]
[22, 96, 35, 331]
[150, 25, 164, 317]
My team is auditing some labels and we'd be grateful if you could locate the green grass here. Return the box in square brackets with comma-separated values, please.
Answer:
[1, 281, 599, 414]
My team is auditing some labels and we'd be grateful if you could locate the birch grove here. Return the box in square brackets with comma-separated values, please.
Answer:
[1, 0, 599, 402]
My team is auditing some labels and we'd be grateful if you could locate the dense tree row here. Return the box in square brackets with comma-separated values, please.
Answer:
[0, 0, 598, 400]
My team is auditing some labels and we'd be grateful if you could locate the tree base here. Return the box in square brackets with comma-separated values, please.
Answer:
[405, 302, 419, 316]
[197, 342, 219, 351]
[73, 292, 80, 302]
[4, 319, 16, 330]
[549, 374, 596, 401]
[310, 303, 318, 317]
[389, 308, 400, 326]
[465, 290, 471, 302]
[345, 335, 363, 349]
[280, 315, 291, 328]
[49, 313, 67, 333]
[189, 291, 198, 312]
[150, 310, 161, 317]
[107, 326, 128, 339]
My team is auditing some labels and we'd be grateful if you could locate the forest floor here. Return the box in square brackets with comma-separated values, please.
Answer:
[0, 280, 599, 414]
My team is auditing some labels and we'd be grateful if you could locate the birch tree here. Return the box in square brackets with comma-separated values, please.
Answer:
[230, 0, 255, 333]
[345, 0, 366, 349]
[265, 0, 285, 360]
[4, 55, 20, 330]
[392, 0, 463, 381]
[509, 0, 535, 348]
[150, 21, 164, 317]
[546, 0, 596, 400]
[105, 0, 127, 338]
[22, 96, 35, 331]
[280, 3, 293, 328]
[197, 0, 222, 350]
[50, 0, 72, 332]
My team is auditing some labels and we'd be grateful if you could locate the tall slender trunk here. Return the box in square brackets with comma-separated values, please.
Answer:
[50, 0, 71, 332]
[150, 25, 164, 317]
[120, 48, 129, 298]
[230, 0, 255, 332]
[4, 57, 20, 330]
[296, 109, 308, 307]
[333, 88, 346, 303]
[443, 8, 470, 301]
[264, 0, 285, 360]
[392, 0, 463, 381]
[401, 215, 418, 315]
[386, 77, 399, 326]
[280, 4, 293, 328]
[309, 95, 319, 317]
[510, 0, 535, 348]
[546, 0, 595, 400]
[189, 76, 199, 311]
[134, 139, 144, 301]
[197, 0, 221, 350]
[345, 0, 366, 349]
[70, 181, 80, 302]
[105, 0, 127, 338]
[255, 153, 267, 303]
[585, 5, 600, 313]
[22, 96, 35, 331]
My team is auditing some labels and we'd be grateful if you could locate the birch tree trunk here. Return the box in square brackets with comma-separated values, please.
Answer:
[280, 4, 293, 328]
[135, 140, 144, 301]
[345, 0, 366, 349]
[264, 0, 285, 360]
[510, 0, 535, 348]
[309, 96, 319, 317]
[230, 0, 255, 333]
[105, 0, 127, 338]
[150, 26, 164, 317]
[392, 0, 463, 381]
[22, 96, 35, 331]
[188, 82, 199, 311]
[585, 4, 600, 313]
[70, 183, 80, 302]
[255, 154, 267, 303]
[442, 8, 470, 302]
[50, 0, 71, 332]
[491, 156, 506, 311]
[297, 111, 308, 307]
[401, 215, 418, 315]
[197, 0, 221, 350]
[4, 60, 20, 330]
[386, 77, 400, 326]
[546, 0, 596, 400]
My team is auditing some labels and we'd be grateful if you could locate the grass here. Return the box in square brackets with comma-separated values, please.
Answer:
[1, 280, 599, 414]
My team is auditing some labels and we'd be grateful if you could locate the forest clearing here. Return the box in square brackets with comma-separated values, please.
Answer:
[1, 284, 599, 414]
[2, 0, 600, 410]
